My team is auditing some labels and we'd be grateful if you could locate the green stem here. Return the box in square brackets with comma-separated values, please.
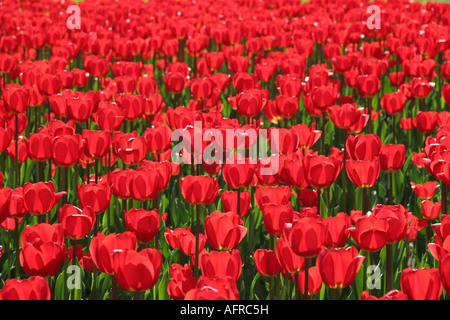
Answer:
[304, 258, 310, 300]
[14, 219, 20, 279]
[386, 243, 392, 294]
[195, 204, 200, 278]
[112, 275, 118, 300]
[72, 240, 77, 300]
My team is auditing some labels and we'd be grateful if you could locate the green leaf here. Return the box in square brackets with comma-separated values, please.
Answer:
[250, 273, 261, 300]
[54, 272, 66, 300]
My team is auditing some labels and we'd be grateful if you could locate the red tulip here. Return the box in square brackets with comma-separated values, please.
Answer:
[199, 249, 242, 282]
[253, 249, 282, 277]
[275, 237, 305, 274]
[356, 74, 380, 98]
[0, 187, 11, 224]
[184, 275, 239, 300]
[400, 268, 442, 300]
[379, 144, 406, 173]
[275, 95, 298, 120]
[283, 156, 308, 190]
[20, 238, 66, 277]
[236, 89, 267, 118]
[92, 102, 124, 132]
[26, 132, 53, 162]
[66, 94, 94, 124]
[115, 133, 147, 166]
[82, 130, 111, 159]
[411, 78, 434, 99]
[317, 246, 365, 289]
[89, 232, 137, 275]
[3, 84, 29, 114]
[0, 126, 13, 154]
[255, 185, 292, 210]
[372, 204, 408, 244]
[116, 76, 137, 94]
[164, 227, 206, 257]
[291, 123, 322, 150]
[51, 134, 82, 167]
[167, 263, 197, 300]
[113, 248, 162, 292]
[204, 211, 246, 251]
[411, 181, 439, 200]
[400, 118, 414, 130]
[346, 134, 381, 161]
[21, 223, 65, 248]
[129, 168, 161, 202]
[124, 208, 160, 244]
[348, 214, 389, 252]
[221, 190, 250, 218]
[0, 276, 50, 300]
[179, 175, 220, 205]
[8, 187, 27, 219]
[284, 217, 325, 258]
[163, 72, 186, 94]
[361, 289, 408, 300]
[431, 215, 450, 243]
[311, 86, 338, 111]
[380, 91, 407, 115]
[77, 181, 111, 214]
[439, 254, 450, 295]
[346, 158, 381, 188]
[190, 77, 214, 101]
[22, 181, 65, 216]
[323, 212, 351, 248]
[59, 204, 96, 240]
[295, 265, 323, 296]
[262, 203, 295, 237]
[143, 126, 173, 154]
[38, 74, 62, 96]
[327, 103, 359, 129]
[414, 111, 438, 133]
[305, 153, 342, 189]
[421, 200, 441, 220]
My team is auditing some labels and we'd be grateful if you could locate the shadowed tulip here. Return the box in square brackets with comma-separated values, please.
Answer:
[77, 181, 111, 214]
[164, 227, 206, 257]
[317, 246, 365, 289]
[112, 248, 162, 292]
[58, 204, 96, 240]
[199, 249, 242, 282]
[167, 263, 197, 300]
[284, 217, 325, 258]
[179, 175, 220, 205]
[379, 144, 406, 172]
[22, 181, 65, 216]
[124, 208, 160, 244]
[400, 268, 442, 300]
[253, 249, 282, 277]
[348, 214, 389, 252]
[184, 275, 239, 300]
[0, 276, 51, 300]
[221, 190, 250, 218]
[89, 231, 137, 275]
[204, 211, 246, 251]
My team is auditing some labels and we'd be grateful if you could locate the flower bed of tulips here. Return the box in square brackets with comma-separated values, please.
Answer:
[0, 0, 449, 302]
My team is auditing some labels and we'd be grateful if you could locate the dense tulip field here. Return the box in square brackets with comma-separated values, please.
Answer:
[0, 0, 449, 302]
